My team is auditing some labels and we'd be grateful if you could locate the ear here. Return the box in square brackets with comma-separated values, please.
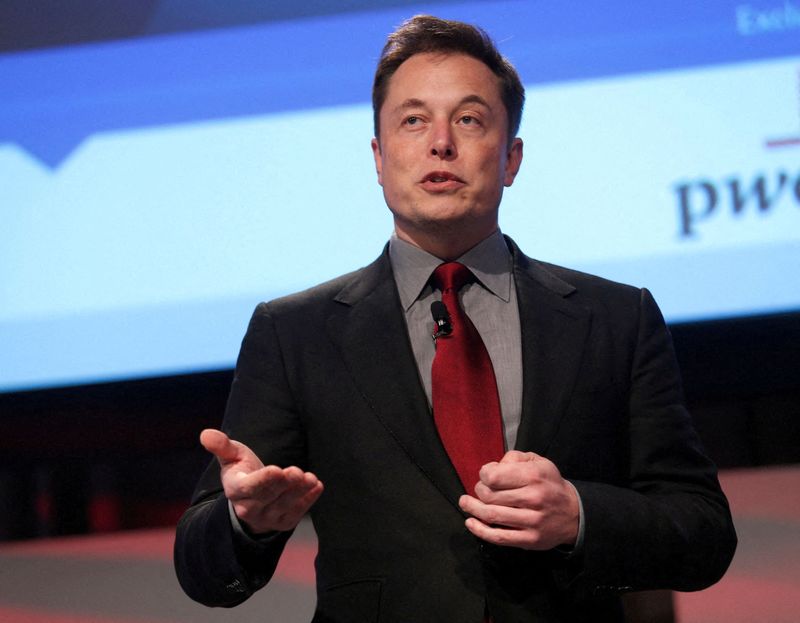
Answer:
[371, 137, 384, 186]
[503, 138, 523, 187]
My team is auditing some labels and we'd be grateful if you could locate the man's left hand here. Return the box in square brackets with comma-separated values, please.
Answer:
[458, 450, 580, 550]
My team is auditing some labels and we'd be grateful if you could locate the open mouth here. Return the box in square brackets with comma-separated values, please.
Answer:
[420, 171, 465, 192]
[421, 171, 464, 183]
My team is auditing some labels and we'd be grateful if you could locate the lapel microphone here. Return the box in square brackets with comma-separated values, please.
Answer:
[430, 300, 452, 343]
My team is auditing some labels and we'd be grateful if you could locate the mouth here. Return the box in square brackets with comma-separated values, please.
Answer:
[419, 171, 465, 191]
[421, 171, 464, 183]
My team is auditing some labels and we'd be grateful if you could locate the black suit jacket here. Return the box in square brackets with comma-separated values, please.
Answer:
[174, 238, 736, 622]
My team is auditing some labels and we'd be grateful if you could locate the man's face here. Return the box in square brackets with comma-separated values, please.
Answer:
[372, 52, 523, 251]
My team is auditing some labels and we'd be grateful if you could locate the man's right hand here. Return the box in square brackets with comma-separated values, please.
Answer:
[200, 428, 323, 534]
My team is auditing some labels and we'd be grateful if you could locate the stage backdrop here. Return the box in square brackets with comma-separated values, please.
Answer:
[2, 0, 799, 391]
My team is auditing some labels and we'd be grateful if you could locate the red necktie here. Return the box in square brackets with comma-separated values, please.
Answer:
[430, 262, 505, 493]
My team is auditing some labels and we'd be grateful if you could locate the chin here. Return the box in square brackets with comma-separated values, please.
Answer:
[415, 213, 492, 239]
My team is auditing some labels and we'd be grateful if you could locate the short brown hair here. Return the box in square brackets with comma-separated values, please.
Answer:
[372, 15, 525, 144]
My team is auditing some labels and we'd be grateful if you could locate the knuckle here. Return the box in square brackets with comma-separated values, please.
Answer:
[524, 462, 543, 479]
[476, 489, 496, 505]
[474, 482, 491, 498]
[482, 470, 500, 488]
[526, 514, 546, 533]
[526, 491, 544, 508]
[524, 509, 542, 526]
[284, 467, 303, 481]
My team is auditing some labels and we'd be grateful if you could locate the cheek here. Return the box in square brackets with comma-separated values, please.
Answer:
[379, 164, 409, 202]
[478, 154, 508, 190]
[382, 152, 415, 186]
[479, 145, 505, 170]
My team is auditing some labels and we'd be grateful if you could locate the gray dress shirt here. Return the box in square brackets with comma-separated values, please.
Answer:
[388, 230, 524, 451]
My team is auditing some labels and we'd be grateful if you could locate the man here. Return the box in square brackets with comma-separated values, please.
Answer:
[174, 15, 736, 622]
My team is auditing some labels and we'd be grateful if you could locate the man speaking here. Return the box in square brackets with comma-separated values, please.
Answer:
[174, 15, 736, 622]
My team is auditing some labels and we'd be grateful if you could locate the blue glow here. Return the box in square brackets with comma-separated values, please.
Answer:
[2, 1, 800, 391]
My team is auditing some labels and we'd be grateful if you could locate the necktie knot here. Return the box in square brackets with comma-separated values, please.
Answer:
[432, 262, 472, 293]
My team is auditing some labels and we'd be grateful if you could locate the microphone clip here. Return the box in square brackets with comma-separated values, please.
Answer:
[430, 300, 453, 343]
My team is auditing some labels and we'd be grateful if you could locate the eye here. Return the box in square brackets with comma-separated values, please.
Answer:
[404, 115, 421, 126]
[459, 115, 479, 125]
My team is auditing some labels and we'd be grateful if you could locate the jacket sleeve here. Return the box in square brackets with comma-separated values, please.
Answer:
[173, 303, 308, 606]
[557, 288, 737, 598]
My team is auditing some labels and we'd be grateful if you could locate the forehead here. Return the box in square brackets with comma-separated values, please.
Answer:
[383, 52, 503, 107]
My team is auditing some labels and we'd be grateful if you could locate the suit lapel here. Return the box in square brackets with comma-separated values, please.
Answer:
[509, 241, 593, 455]
[323, 241, 592, 500]
[326, 250, 465, 508]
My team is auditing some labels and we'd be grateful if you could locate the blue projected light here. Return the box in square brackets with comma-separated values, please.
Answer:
[3, 0, 797, 168]
[1, 16, 378, 167]
[2, 0, 800, 391]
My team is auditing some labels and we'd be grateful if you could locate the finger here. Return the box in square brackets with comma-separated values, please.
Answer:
[282, 465, 308, 486]
[479, 454, 559, 490]
[234, 474, 324, 532]
[228, 465, 320, 506]
[479, 461, 539, 490]
[473, 480, 545, 509]
[498, 450, 538, 463]
[228, 465, 295, 503]
[464, 517, 544, 550]
[459, 494, 535, 530]
[269, 478, 324, 521]
[200, 429, 242, 464]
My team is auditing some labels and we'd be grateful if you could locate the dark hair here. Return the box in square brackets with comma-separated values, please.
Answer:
[372, 15, 525, 144]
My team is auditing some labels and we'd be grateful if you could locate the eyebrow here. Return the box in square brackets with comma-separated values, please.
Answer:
[457, 94, 492, 110]
[392, 94, 493, 115]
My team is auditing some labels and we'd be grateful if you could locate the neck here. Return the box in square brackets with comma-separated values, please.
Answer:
[394, 224, 498, 261]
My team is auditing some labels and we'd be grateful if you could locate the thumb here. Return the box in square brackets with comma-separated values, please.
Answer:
[200, 429, 243, 465]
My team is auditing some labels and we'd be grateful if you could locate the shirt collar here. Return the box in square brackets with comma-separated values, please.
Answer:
[389, 230, 513, 311]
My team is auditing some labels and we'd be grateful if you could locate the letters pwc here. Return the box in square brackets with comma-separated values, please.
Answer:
[674, 169, 800, 237]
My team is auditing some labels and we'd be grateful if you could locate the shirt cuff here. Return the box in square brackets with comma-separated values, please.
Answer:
[555, 480, 585, 557]
[227, 500, 283, 545]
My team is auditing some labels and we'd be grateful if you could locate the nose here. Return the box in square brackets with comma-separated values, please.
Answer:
[430, 122, 457, 160]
